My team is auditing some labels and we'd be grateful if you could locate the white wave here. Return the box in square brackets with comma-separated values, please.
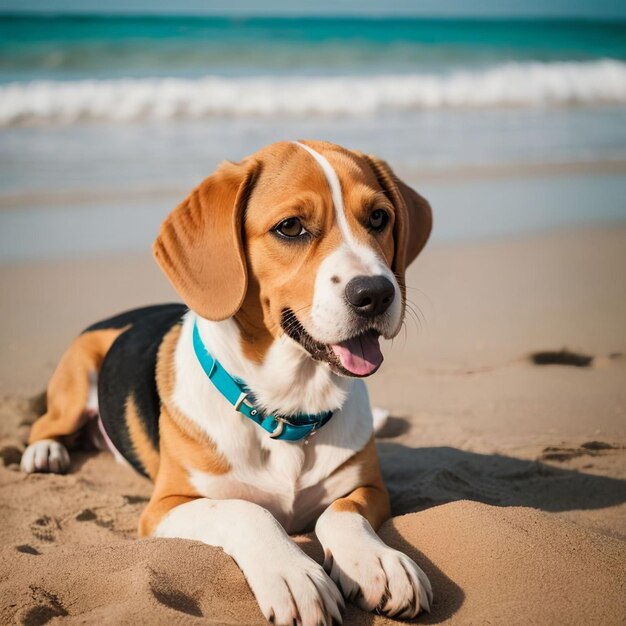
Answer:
[1, 60, 626, 126]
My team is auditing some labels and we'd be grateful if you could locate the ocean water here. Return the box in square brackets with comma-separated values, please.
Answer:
[2, 16, 626, 122]
[1, 15, 626, 261]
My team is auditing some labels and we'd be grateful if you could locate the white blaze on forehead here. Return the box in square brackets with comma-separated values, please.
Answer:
[293, 141, 359, 248]
[293, 141, 403, 341]
[293, 140, 397, 279]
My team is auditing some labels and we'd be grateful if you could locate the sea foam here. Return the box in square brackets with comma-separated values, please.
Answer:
[1, 60, 625, 126]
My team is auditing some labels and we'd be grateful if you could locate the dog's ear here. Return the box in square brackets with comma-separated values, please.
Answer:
[153, 159, 260, 321]
[360, 154, 432, 282]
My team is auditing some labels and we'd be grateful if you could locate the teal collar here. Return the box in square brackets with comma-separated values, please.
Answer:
[192, 318, 334, 442]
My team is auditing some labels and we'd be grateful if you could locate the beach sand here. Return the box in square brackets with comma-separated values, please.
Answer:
[1, 225, 625, 625]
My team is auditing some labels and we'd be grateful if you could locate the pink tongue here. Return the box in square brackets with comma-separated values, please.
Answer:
[331, 332, 383, 376]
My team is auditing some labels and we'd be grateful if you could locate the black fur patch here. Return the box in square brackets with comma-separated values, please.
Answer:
[84, 304, 184, 333]
[97, 304, 186, 477]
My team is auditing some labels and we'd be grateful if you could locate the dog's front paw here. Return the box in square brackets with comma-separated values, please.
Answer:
[324, 540, 432, 619]
[244, 552, 344, 626]
[20, 439, 70, 474]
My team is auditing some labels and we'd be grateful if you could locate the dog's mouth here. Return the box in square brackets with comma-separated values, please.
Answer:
[280, 309, 383, 377]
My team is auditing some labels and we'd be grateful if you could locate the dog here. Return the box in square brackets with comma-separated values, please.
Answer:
[21, 140, 432, 626]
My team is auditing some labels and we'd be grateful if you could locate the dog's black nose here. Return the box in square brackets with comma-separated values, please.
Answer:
[345, 275, 395, 318]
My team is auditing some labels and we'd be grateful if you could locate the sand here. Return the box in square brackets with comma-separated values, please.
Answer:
[1, 225, 625, 625]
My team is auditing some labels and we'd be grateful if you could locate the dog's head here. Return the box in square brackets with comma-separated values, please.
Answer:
[154, 140, 431, 377]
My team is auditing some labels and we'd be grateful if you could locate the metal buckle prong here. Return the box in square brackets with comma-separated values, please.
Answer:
[269, 418, 285, 439]
[234, 392, 253, 412]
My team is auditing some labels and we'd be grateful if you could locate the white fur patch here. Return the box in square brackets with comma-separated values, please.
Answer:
[21, 439, 70, 474]
[316, 510, 432, 618]
[155, 498, 344, 626]
[372, 407, 390, 434]
[294, 141, 358, 249]
[310, 244, 401, 342]
[85, 370, 99, 415]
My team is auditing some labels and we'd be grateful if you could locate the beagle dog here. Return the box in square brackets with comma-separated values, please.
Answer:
[21, 140, 432, 626]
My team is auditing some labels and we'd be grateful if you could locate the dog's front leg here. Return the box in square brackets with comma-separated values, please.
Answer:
[148, 497, 344, 626]
[316, 476, 432, 618]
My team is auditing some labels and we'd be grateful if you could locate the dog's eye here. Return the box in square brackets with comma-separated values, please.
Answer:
[369, 209, 389, 232]
[274, 218, 307, 239]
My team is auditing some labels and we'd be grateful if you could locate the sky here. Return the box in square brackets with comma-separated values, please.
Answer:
[0, 0, 625, 19]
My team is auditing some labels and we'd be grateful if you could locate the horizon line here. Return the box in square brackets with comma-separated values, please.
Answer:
[2, 11, 626, 22]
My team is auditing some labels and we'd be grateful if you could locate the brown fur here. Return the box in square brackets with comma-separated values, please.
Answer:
[29, 328, 127, 445]
[138, 406, 230, 537]
[329, 437, 391, 531]
[139, 325, 231, 537]
[155, 325, 231, 461]
[357, 152, 432, 280]
[153, 159, 260, 322]
[124, 394, 160, 480]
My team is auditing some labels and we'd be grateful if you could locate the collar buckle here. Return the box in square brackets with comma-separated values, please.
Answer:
[269, 417, 285, 439]
[193, 317, 333, 442]
[234, 391, 257, 416]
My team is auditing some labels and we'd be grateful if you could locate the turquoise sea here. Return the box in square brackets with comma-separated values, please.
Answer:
[2, 16, 626, 80]
[1, 15, 625, 260]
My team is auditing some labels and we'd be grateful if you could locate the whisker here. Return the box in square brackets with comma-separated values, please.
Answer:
[267, 304, 313, 333]
[405, 295, 426, 328]
[406, 306, 423, 331]
[403, 306, 421, 334]
[404, 284, 433, 307]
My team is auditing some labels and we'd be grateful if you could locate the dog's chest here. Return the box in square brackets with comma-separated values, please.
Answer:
[186, 422, 363, 533]
[174, 385, 372, 532]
